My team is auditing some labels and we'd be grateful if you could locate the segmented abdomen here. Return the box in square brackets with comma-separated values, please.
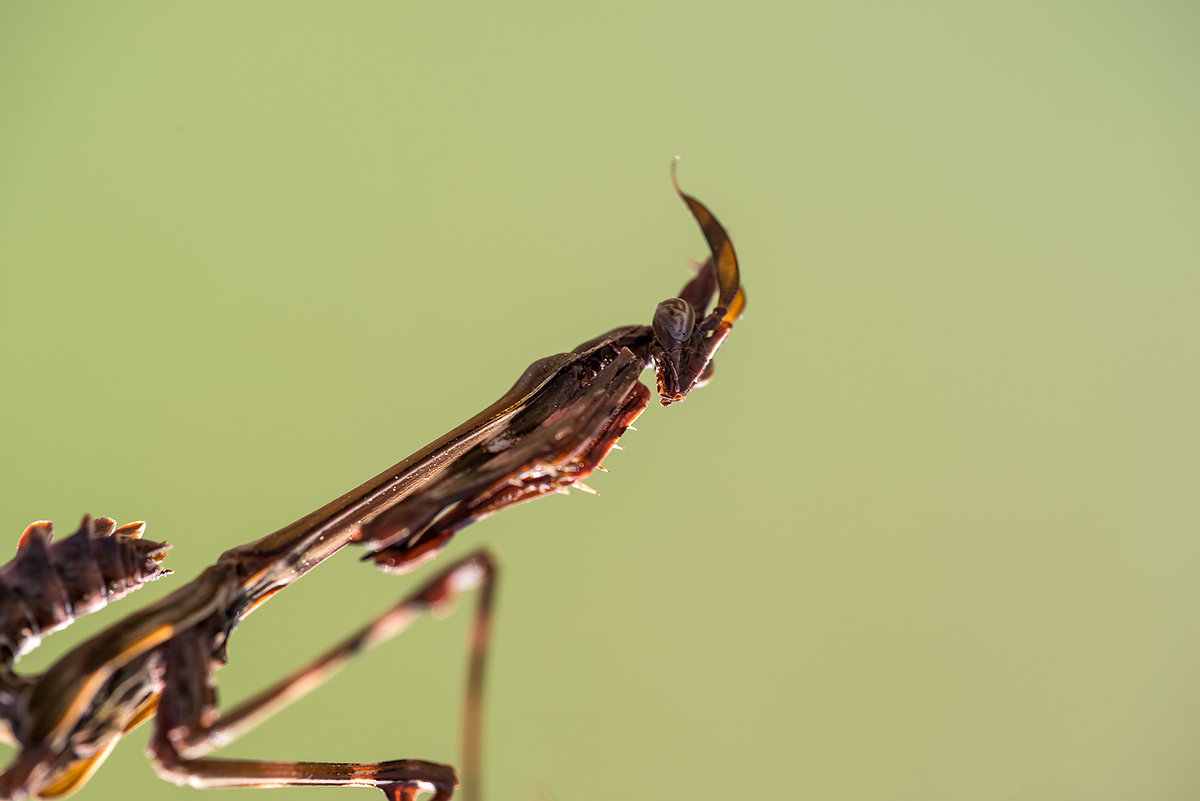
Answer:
[0, 516, 171, 665]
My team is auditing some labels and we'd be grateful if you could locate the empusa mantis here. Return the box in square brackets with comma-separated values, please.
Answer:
[0, 164, 745, 801]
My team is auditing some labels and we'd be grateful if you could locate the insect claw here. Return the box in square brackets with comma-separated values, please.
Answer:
[626, 425, 637, 431]
[134, 540, 173, 562]
[115, 520, 147, 540]
[17, 521, 53, 552]
[612, 443, 624, 451]
[574, 482, 599, 496]
[595, 465, 610, 473]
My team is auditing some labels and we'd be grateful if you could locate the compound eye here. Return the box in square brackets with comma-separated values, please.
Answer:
[653, 297, 696, 343]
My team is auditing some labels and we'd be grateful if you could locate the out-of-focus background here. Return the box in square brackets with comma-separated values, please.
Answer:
[2, 3, 1198, 800]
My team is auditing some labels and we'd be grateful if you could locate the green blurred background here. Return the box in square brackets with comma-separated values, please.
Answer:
[2, 2, 1199, 800]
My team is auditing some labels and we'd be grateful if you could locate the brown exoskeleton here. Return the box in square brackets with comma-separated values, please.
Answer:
[0, 163, 744, 801]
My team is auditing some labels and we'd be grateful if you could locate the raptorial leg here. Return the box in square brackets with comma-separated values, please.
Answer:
[148, 551, 498, 801]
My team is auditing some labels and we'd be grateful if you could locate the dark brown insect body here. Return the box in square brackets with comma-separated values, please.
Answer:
[0, 520, 170, 668]
[0, 167, 744, 801]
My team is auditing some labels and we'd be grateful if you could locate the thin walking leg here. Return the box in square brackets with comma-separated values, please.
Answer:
[149, 552, 497, 801]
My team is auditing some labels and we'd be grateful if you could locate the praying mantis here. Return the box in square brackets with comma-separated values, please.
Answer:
[0, 163, 745, 800]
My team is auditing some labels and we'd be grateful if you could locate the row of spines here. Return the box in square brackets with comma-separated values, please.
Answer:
[0, 516, 171, 664]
